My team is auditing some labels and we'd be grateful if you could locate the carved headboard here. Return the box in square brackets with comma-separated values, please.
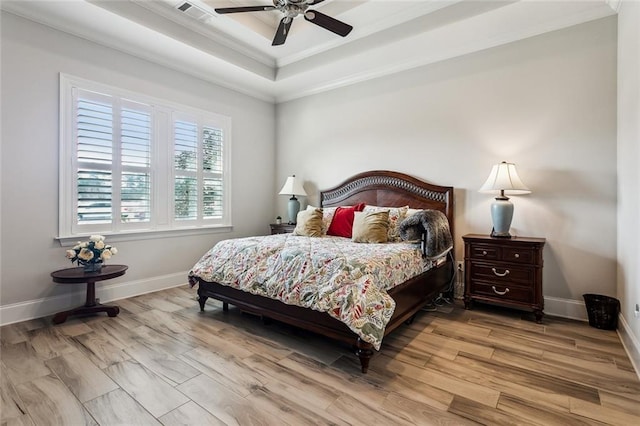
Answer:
[320, 170, 454, 239]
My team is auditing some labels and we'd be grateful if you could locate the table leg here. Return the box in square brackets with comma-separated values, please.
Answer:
[52, 304, 120, 324]
[85, 281, 97, 307]
[52, 280, 119, 324]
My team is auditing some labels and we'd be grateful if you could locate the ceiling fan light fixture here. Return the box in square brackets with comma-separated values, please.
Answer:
[214, 0, 351, 46]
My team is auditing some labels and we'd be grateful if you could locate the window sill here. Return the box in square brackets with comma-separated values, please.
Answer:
[56, 225, 233, 247]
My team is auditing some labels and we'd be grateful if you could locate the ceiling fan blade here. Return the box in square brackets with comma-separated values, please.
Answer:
[308, 0, 325, 5]
[304, 10, 352, 37]
[272, 18, 293, 46]
[214, 5, 276, 14]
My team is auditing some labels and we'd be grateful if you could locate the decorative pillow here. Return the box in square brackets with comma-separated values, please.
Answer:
[352, 211, 390, 243]
[326, 203, 366, 238]
[363, 205, 409, 242]
[307, 205, 336, 234]
[406, 208, 423, 217]
[293, 208, 323, 237]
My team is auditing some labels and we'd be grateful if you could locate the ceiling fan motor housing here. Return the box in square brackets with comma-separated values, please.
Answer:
[274, 0, 309, 18]
[215, 0, 351, 46]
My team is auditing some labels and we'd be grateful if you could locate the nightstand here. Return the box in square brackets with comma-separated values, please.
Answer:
[270, 223, 296, 234]
[463, 234, 545, 323]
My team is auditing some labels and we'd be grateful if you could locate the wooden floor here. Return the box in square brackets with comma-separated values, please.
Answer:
[2, 285, 639, 426]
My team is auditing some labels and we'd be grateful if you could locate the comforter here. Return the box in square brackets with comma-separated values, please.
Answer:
[189, 234, 442, 349]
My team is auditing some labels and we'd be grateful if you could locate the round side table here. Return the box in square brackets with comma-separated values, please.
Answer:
[51, 264, 128, 324]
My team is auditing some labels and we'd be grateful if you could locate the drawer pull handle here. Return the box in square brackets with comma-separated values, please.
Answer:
[492, 286, 510, 296]
[514, 253, 520, 258]
[492, 268, 510, 277]
[482, 251, 487, 256]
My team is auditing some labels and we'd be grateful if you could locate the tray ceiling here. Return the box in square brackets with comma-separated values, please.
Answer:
[1, 0, 618, 102]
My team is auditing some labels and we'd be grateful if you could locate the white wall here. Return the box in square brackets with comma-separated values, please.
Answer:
[617, 0, 640, 371]
[0, 12, 275, 319]
[276, 17, 618, 313]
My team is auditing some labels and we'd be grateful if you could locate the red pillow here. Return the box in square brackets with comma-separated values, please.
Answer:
[327, 203, 365, 238]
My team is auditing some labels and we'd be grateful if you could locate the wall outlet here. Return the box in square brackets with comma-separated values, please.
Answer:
[635, 303, 639, 318]
[456, 261, 464, 272]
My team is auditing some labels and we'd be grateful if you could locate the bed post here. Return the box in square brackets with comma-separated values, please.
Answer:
[197, 285, 208, 312]
[355, 338, 374, 373]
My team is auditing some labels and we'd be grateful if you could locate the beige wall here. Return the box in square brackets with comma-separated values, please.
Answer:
[276, 17, 618, 312]
[0, 13, 276, 312]
[617, 1, 640, 367]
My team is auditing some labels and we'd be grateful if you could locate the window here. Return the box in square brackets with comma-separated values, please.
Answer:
[59, 75, 231, 241]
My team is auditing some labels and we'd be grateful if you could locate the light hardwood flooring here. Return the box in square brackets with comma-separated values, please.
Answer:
[2, 285, 639, 425]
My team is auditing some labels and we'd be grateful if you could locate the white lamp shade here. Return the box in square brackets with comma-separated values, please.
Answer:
[479, 162, 531, 195]
[279, 175, 307, 197]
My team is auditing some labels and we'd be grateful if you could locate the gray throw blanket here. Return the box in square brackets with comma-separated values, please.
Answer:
[399, 210, 453, 259]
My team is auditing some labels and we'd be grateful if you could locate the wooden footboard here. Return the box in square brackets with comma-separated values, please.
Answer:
[195, 257, 453, 373]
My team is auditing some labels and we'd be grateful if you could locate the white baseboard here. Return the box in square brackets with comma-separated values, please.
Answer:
[543, 296, 589, 321]
[618, 314, 640, 380]
[0, 271, 189, 326]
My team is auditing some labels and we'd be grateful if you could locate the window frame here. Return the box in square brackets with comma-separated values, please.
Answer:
[58, 74, 232, 245]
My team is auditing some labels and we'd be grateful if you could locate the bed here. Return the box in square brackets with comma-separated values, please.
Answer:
[189, 170, 455, 373]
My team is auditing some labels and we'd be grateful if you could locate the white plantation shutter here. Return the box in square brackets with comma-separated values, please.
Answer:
[60, 75, 231, 239]
[172, 118, 227, 223]
[120, 104, 151, 223]
[174, 120, 198, 221]
[202, 125, 224, 219]
[73, 90, 153, 231]
[76, 93, 113, 225]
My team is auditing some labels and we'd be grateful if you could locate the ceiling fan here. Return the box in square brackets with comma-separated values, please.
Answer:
[214, 0, 353, 46]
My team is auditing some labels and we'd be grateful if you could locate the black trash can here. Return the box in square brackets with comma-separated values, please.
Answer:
[583, 294, 620, 330]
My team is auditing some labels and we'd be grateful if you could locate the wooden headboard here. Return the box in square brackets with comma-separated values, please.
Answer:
[320, 170, 454, 239]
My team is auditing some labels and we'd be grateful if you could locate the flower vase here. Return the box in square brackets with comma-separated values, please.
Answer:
[82, 262, 102, 273]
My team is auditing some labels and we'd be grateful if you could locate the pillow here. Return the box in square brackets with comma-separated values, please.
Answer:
[363, 205, 409, 242]
[406, 208, 423, 217]
[352, 211, 390, 243]
[326, 203, 366, 238]
[307, 205, 336, 234]
[293, 208, 323, 237]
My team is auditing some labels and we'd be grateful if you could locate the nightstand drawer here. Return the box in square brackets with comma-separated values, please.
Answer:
[469, 243, 538, 265]
[503, 247, 537, 264]
[469, 243, 500, 261]
[469, 262, 534, 285]
[470, 281, 532, 304]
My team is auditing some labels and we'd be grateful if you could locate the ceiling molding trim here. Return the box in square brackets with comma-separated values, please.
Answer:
[0, 3, 277, 102]
[605, 0, 622, 13]
[275, 0, 463, 68]
[273, 0, 617, 102]
[1, 0, 618, 105]
[129, 0, 276, 68]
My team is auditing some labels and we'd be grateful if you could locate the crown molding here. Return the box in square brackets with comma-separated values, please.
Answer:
[1, 0, 617, 104]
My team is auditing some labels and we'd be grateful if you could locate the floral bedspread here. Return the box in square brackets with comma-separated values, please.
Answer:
[188, 234, 440, 349]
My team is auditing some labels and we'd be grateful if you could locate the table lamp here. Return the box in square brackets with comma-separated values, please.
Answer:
[479, 161, 530, 238]
[279, 175, 307, 224]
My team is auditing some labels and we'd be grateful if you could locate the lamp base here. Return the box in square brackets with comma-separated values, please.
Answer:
[489, 197, 514, 238]
[490, 227, 512, 238]
[287, 196, 300, 225]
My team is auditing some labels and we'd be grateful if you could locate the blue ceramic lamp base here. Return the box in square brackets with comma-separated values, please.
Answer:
[490, 197, 514, 238]
[287, 196, 300, 224]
